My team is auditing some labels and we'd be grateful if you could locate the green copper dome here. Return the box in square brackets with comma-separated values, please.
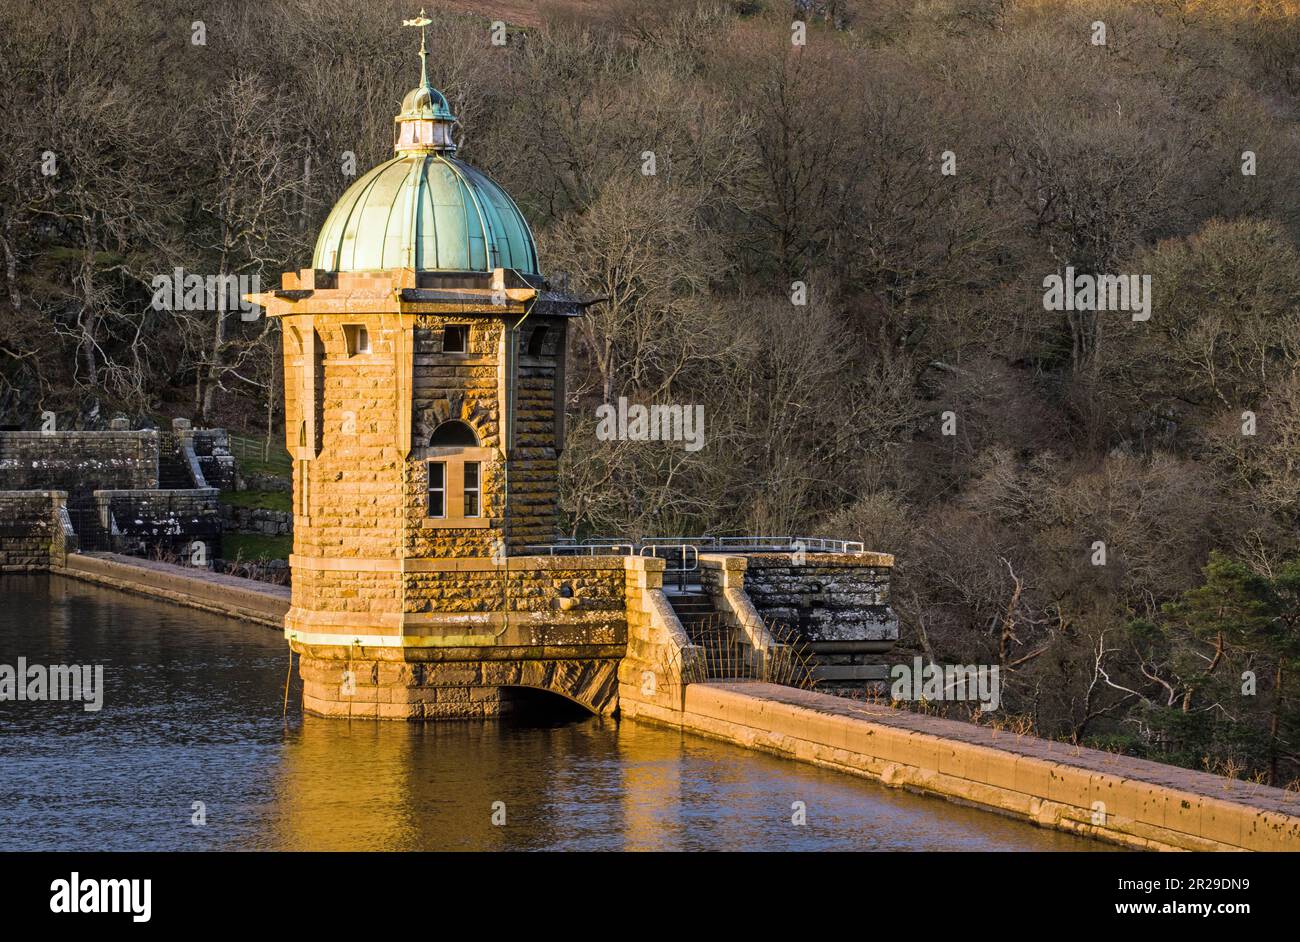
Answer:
[313, 22, 539, 277]
[398, 83, 454, 122]
[312, 152, 540, 275]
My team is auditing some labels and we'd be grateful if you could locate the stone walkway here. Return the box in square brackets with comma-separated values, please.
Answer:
[56, 552, 289, 627]
[715, 681, 1300, 818]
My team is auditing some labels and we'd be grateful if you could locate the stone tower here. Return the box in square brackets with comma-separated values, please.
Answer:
[248, 15, 899, 722]
[247, 21, 625, 719]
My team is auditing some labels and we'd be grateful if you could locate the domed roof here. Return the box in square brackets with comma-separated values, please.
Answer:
[312, 17, 539, 276]
[398, 83, 454, 122]
[312, 152, 539, 275]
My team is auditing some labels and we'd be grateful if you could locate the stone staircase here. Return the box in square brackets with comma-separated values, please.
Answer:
[158, 435, 197, 489]
[158, 454, 195, 489]
[65, 498, 113, 552]
[667, 590, 757, 680]
[666, 589, 714, 636]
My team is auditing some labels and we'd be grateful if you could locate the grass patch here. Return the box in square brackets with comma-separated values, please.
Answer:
[222, 533, 292, 561]
[220, 489, 292, 512]
[228, 434, 293, 477]
[238, 456, 293, 478]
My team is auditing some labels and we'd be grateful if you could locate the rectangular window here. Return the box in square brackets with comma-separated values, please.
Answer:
[428, 461, 446, 518]
[343, 324, 370, 356]
[443, 324, 469, 354]
[463, 461, 480, 517]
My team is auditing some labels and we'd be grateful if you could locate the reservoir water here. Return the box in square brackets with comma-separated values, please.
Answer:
[0, 574, 1103, 851]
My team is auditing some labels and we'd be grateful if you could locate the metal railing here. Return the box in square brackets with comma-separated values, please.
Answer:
[638, 542, 699, 590]
[582, 535, 867, 555]
[516, 535, 868, 590]
[675, 613, 819, 688]
[519, 542, 633, 557]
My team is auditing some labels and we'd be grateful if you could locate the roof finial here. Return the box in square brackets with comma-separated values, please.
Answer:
[402, 7, 433, 88]
[394, 7, 455, 152]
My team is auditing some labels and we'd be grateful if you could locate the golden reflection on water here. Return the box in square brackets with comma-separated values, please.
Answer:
[268, 709, 1105, 852]
[1, 575, 1106, 852]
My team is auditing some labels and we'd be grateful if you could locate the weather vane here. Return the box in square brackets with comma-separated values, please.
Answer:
[402, 8, 434, 84]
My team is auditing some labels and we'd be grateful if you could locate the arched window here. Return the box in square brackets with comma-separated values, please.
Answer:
[527, 324, 550, 356]
[426, 420, 486, 525]
[429, 420, 479, 447]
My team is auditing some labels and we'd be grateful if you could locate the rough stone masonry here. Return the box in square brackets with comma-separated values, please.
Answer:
[244, 58, 897, 720]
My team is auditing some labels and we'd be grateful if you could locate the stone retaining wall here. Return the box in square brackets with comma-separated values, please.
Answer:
[100, 489, 221, 557]
[622, 680, 1300, 852]
[0, 490, 65, 571]
[0, 430, 159, 492]
[706, 552, 898, 692]
[221, 504, 293, 535]
[736, 552, 898, 644]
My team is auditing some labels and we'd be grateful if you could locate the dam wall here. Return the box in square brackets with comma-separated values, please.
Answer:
[26, 549, 1300, 851]
[620, 679, 1300, 852]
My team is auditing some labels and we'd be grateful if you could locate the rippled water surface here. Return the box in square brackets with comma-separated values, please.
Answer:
[0, 574, 1103, 851]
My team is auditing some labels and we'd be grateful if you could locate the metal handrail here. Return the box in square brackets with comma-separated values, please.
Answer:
[518, 542, 632, 557]
[638, 542, 699, 569]
[638, 542, 699, 589]
[581, 534, 867, 555]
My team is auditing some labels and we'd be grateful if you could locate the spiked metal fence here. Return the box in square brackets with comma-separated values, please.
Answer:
[678, 613, 819, 689]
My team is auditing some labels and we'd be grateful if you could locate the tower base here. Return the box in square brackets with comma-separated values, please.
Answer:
[293, 643, 622, 720]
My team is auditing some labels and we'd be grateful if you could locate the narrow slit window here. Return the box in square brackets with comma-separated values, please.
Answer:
[527, 325, 550, 356]
[428, 461, 446, 518]
[443, 324, 469, 354]
[463, 462, 480, 517]
[344, 324, 370, 356]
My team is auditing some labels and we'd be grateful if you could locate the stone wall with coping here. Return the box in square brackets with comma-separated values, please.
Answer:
[57, 551, 290, 627]
[100, 488, 221, 556]
[639, 681, 1300, 852]
[618, 555, 704, 715]
[0, 490, 65, 570]
[735, 552, 898, 645]
[698, 554, 779, 655]
[0, 430, 159, 492]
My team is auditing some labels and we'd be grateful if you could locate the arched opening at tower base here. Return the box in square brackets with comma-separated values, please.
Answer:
[292, 643, 623, 721]
[499, 686, 601, 725]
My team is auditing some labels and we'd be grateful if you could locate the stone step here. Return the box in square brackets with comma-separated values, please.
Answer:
[158, 455, 195, 488]
[66, 502, 113, 552]
[669, 601, 715, 613]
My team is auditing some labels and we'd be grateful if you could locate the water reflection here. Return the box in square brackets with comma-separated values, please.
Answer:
[0, 574, 1103, 851]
